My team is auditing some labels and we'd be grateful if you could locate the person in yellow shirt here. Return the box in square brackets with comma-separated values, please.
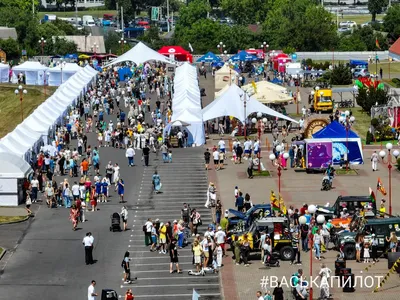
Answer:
[159, 223, 167, 254]
[192, 240, 202, 272]
[380, 200, 386, 217]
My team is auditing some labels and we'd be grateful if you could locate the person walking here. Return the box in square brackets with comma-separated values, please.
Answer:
[371, 151, 378, 171]
[142, 144, 150, 167]
[122, 251, 134, 283]
[69, 204, 80, 230]
[160, 143, 168, 163]
[83, 232, 94, 265]
[124, 289, 134, 300]
[204, 148, 211, 170]
[169, 239, 182, 274]
[88, 280, 98, 300]
[126, 145, 135, 167]
[121, 206, 128, 231]
[144, 218, 153, 246]
[117, 179, 125, 203]
[152, 171, 162, 194]
[290, 232, 301, 265]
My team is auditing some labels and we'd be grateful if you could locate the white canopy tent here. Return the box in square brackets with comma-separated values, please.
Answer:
[202, 84, 298, 123]
[242, 81, 293, 104]
[215, 64, 239, 90]
[12, 61, 48, 85]
[0, 63, 9, 83]
[106, 42, 171, 66]
[47, 63, 83, 86]
[170, 62, 205, 146]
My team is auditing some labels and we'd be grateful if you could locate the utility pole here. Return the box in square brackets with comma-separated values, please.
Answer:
[116, 2, 119, 30]
[121, 6, 124, 38]
[32, 0, 35, 15]
[75, 0, 78, 27]
[389, 0, 392, 8]
[167, 0, 170, 32]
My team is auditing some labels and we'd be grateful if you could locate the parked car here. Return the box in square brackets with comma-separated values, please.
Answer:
[336, 217, 400, 259]
[353, 68, 371, 78]
[339, 21, 357, 27]
[228, 204, 272, 230]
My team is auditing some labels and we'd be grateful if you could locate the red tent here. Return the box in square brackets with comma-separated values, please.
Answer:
[158, 46, 193, 63]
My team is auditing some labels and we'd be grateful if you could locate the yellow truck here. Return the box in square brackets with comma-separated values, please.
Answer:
[311, 88, 333, 113]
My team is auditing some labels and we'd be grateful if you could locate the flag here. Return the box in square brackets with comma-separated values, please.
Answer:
[376, 38, 381, 50]
[270, 190, 280, 211]
[279, 194, 287, 215]
[188, 43, 194, 52]
[192, 289, 200, 300]
[369, 187, 376, 203]
[377, 177, 387, 195]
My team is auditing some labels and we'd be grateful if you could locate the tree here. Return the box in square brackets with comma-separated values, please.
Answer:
[337, 35, 367, 51]
[139, 26, 165, 51]
[383, 5, 400, 39]
[263, 0, 337, 51]
[330, 63, 352, 85]
[0, 38, 20, 59]
[175, 0, 209, 29]
[368, 0, 386, 22]
[221, 0, 273, 26]
[49, 37, 77, 55]
[357, 86, 390, 113]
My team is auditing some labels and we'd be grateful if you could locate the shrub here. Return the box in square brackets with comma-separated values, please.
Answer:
[392, 78, 400, 88]
[366, 131, 373, 145]
[371, 118, 379, 128]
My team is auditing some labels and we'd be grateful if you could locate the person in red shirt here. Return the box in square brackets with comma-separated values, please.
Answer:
[81, 158, 89, 176]
[300, 204, 307, 216]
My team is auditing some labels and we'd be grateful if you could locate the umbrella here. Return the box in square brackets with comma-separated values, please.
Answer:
[230, 50, 258, 62]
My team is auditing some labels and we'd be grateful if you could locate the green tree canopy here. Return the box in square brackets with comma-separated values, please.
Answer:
[383, 5, 400, 39]
[368, 0, 387, 22]
[220, 0, 273, 25]
[263, 0, 337, 51]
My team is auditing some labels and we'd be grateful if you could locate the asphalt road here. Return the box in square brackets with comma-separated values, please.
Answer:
[0, 72, 220, 300]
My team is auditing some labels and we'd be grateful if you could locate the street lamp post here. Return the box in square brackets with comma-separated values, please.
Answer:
[39, 37, 46, 55]
[261, 42, 269, 61]
[217, 42, 225, 55]
[58, 60, 66, 84]
[223, 50, 228, 61]
[14, 85, 27, 121]
[340, 111, 356, 171]
[379, 143, 399, 216]
[307, 204, 318, 300]
[240, 91, 250, 138]
[269, 146, 289, 193]
[118, 38, 126, 54]
[252, 113, 268, 171]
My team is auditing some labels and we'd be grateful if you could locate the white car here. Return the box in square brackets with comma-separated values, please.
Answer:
[339, 21, 357, 28]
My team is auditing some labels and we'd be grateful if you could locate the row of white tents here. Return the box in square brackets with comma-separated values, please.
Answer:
[0, 61, 83, 86]
[169, 63, 205, 146]
[0, 65, 98, 206]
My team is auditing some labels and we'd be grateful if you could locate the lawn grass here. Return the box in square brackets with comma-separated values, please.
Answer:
[336, 168, 358, 175]
[333, 14, 384, 25]
[350, 107, 371, 139]
[37, 9, 117, 19]
[0, 84, 57, 138]
[0, 216, 27, 224]
[253, 170, 271, 177]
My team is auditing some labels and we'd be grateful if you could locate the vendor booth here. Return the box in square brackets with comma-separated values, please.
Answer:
[0, 153, 32, 206]
[273, 53, 291, 73]
[0, 63, 9, 83]
[306, 121, 364, 167]
[158, 46, 193, 63]
[12, 61, 49, 85]
[215, 64, 239, 90]
[48, 63, 83, 86]
[230, 50, 258, 62]
[196, 52, 221, 63]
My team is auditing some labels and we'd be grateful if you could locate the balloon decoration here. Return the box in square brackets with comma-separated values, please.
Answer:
[355, 78, 384, 90]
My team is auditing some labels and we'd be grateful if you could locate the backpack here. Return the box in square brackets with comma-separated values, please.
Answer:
[182, 207, 190, 219]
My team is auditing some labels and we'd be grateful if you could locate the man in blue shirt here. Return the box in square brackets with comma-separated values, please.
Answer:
[235, 192, 244, 212]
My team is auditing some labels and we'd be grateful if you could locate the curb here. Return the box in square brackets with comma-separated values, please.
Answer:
[0, 215, 30, 226]
[0, 247, 6, 261]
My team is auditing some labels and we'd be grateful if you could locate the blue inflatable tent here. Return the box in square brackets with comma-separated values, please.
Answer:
[230, 50, 258, 62]
[312, 121, 364, 165]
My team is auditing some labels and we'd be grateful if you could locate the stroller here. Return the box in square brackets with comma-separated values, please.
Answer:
[110, 212, 121, 232]
[321, 176, 332, 191]
[264, 250, 280, 267]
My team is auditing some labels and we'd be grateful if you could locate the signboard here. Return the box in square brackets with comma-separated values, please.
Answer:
[151, 7, 160, 21]
[167, 67, 174, 72]
[306, 141, 333, 169]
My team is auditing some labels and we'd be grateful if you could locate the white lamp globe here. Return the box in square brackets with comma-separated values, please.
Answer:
[317, 214, 326, 224]
[14, 89, 18, 95]
[18, 85, 22, 90]
[320, 92, 324, 96]
[379, 150, 386, 158]
[308, 204, 317, 214]
[315, 86, 320, 91]
[269, 154, 276, 161]
[393, 149, 400, 158]
[299, 216, 307, 225]
[283, 152, 289, 159]
[239, 77, 243, 81]
[311, 91, 315, 95]
[23, 90, 27, 94]
[257, 112, 262, 118]
[262, 117, 268, 123]
[345, 110, 350, 116]
[350, 116, 355, 122]
[276, 145, 282, 152]
[386, 143, 393, 150]
[338, 116, 344, 123]
[252, 117, 257, 124]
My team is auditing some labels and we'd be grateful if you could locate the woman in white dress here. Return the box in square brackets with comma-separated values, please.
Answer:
[112, 163, 120, 186]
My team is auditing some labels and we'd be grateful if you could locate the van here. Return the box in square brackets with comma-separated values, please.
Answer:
[83, 15, 95, 27]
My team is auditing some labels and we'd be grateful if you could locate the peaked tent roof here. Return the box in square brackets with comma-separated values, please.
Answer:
[230, 50, 258, 62]
[105, 42, 171, 66]
[196, 51, 221, 63]
[48, 63, 82, 73]
[202, 84, 297, 123]
[312, 121, 359, 139]
[12, 61, 48, 71]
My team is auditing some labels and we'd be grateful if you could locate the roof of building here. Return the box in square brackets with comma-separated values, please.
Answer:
[56, 35, 106, 53]
[0, 27, 17, 40]
[389, 37, 400, 56]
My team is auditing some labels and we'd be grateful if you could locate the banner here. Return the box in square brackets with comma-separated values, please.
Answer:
[332, 141, 363, 165]
[151, 7, 160, 21]
[306, 141, 332, 169]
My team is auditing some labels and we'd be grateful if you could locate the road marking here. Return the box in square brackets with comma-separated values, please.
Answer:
[119, 293, 221, 297]
[123, 275, 217, 280]
[121, 283, 219, 288]
[131, 262, 193, 266]
[127, 255, 193, 259]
